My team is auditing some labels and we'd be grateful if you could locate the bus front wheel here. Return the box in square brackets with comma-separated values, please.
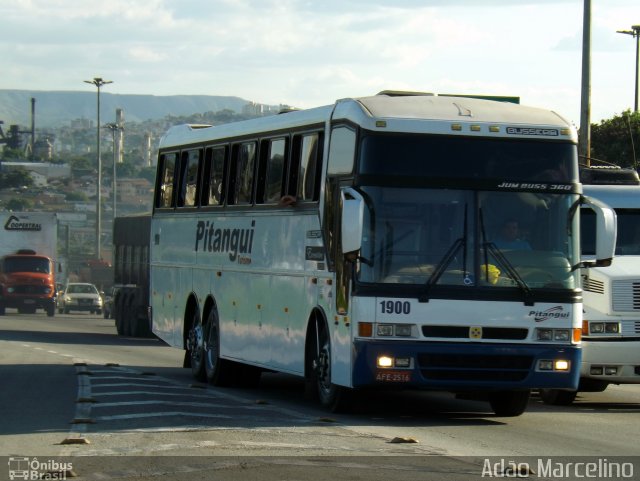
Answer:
[312, 321, 350, 412]
[489, 390, 531, 416]
[539, 389, 578, 406]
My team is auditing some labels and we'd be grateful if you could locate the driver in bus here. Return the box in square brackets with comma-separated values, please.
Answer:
[494, 218, 532, 250]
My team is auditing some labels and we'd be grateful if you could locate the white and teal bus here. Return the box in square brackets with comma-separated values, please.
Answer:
[150, 92, 616, 416]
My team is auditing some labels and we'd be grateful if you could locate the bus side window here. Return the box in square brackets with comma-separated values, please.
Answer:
[297, 132, 323, 202]
[258, 138, 287, 204]
[231, 141, 257, 205]
[178, 149, 201, 208]
[155, 152, 178, 208]
[202, 146, 227, 206]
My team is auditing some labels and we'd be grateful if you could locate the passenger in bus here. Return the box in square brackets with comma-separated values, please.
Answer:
[494, 218, 532, 250]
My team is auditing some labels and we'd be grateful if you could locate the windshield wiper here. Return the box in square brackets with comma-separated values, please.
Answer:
[479, 208, 533, 305]
[419, 206, 468, 302]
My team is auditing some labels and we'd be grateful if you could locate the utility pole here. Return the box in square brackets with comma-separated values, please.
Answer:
[579, 0, 592, 166]
[83, 77, 113, 260]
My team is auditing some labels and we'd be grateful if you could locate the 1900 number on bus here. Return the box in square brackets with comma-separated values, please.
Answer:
[380, 300, 411, 314]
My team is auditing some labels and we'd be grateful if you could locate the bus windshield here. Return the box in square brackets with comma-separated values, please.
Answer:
[357, 186, 580, 291]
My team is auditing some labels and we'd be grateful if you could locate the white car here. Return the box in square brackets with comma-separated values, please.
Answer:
[58, 283, 103, 315]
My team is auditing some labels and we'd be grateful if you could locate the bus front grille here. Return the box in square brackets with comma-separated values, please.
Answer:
[417, 353, 533, 382]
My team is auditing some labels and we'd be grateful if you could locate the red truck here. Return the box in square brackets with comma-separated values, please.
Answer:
[0, 213, 58, 317]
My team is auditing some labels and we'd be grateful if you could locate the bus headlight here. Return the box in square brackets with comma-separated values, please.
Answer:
[553, 329, 570, 341]
[377, 324, 394, 336]
[536, 328, 575, 342]
[395, 325, 412, 337]
[589, 322, 605, 334]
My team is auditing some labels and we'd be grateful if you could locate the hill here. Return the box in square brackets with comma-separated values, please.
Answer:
[0, 90, 253, 128]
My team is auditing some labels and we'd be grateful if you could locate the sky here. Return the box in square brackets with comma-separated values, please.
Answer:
[1, 0, 639, 127]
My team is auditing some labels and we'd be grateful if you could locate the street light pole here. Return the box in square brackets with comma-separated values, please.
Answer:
[103, 123, 123, 221]
[617, 25, 640, 112]
[84, 77, 113, 260]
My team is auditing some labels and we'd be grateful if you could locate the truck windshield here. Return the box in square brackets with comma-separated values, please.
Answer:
[582, 208, 640, 256]
[3, 257, 51, 274]
[356, 186, 580, 292]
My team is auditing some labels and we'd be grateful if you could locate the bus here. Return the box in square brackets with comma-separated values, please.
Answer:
[150, 92, 617, 416]
[540, 167, 640, 404]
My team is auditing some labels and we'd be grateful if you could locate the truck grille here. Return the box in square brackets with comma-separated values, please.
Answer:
[611, 280, 640, 311]
[417, 353, 533, 382]
[12, 285, 49, 295]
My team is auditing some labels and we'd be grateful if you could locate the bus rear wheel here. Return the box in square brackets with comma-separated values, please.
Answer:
[489, 390, 531, 416]
[187, 311, 206, 382]
[204, 309, 233, 386]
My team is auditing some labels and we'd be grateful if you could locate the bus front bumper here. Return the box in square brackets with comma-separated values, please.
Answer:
[352, 340, 581, 391]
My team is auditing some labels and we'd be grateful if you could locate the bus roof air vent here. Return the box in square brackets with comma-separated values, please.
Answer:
[580, 166, 640, 185]
[376, 90, 435, 97]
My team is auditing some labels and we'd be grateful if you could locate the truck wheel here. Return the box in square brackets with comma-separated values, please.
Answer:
[539, 389, 578, 406]
[46, 305, 55, 317]
[489, 390, 531, 416]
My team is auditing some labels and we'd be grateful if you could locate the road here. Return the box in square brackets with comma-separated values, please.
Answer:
[0, 312, 639, 480]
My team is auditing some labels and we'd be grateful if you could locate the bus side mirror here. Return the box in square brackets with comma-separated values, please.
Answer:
[341, 188, 364, 254]
[582, 195, 617, 267]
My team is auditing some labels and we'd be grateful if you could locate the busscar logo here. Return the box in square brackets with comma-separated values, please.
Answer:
[4, 215, 42, 231]
[529, 306, 569, 322]
[506, 127, 559, 136]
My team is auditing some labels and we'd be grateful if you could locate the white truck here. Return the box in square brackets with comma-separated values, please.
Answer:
[0, 211, 59, 316]
[540, 168, 640, 404]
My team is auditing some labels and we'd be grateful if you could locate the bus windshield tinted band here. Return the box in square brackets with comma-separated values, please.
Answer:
[359, 134, 577, 183]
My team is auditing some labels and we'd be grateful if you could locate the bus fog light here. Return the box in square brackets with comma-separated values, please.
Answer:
[395, 325, 412, 337]
[377, 324, 394, 336]
[377, 356, 393, 368]
[395, 357, 411, 368]
[604, 366, 618, 375]
[554, 360, 570, 371]
[590, 366, 604, 375]
[589, 322, 604, 334]
[553, 329, 570, 341]
[538, 360, 553, 371]
[536, 329, 553, 341]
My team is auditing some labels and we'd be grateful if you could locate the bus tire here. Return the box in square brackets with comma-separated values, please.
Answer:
[539, 389, 577, 406]
[311, 317, 351, 412]
[203, 309, 233, 386]
[489, 389, 531, 416]
[187, 309, 206, 382]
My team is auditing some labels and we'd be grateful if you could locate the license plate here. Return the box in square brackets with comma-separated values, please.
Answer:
[23, 299, 35, 305]
[375, 370, 412, 382]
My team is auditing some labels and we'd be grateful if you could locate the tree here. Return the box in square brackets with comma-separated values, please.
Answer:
[6, 197, 33, 211]
[0, 168, 34, 190]
[590, 110, 640, 168]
